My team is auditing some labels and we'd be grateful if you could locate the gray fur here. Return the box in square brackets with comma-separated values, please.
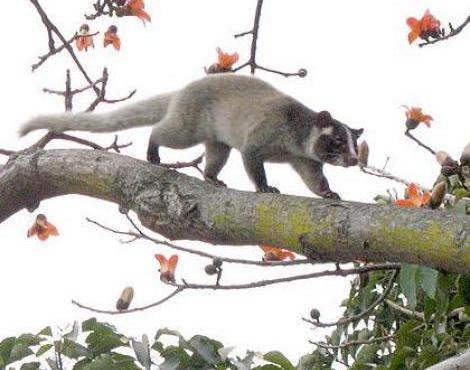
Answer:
[19, 93, 174, 136]
[20, 74, 362, 198]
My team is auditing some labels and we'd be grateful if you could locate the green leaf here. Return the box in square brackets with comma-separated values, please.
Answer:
[36, 344, 53, 357]
[81, 353, 140, 370]
[17, 334, 43, 347]
[63, 338, 91, 359]
[395, 320, 421, 349]
[189, 335, 223, 365]
[263, 351, 295, 370]
[459, 275, 470, 305]
[418, 266, 439, 299]
[356, 344, 379, 363]
[85, 327, 126, 356]
[159, 346, 190, 370]
[414, 345, 440, 368]
[400, 264, 418, 309]
[37, 327, 52, 337]
[131, 335, 151, 370]
[0, 337, 16, 366]
[435, 273, 453, 316]
[9, 343, 33, 364]
[20, 362, 41, 370]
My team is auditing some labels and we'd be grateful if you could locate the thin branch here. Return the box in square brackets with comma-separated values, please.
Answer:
[72, 288, 184, 315]
[233, 0, 306, 78]
[405, 129, 436, 155]
[43, 78, 104, 97]
[86, 216, 317, 267]
[30, 0, 98, 93]
[34, 132, 131, 153]
[310, 334, 395, 350]
[0, 149, 15, 157]
[85, 68, 136, 112]
[85, 0, 119, 20]
[158, 154, 205, 176]
[32, 32, 100, 71]
[385, 299, 425, 321]
[419, 15, 470, 47]
[165, 263, 401, 291]
[360, 165, 428, 192]
[303, 270, 399, 328]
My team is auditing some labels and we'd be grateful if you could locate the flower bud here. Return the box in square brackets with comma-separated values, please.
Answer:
[116, 286, 134, 311]
[430, 181, 447, 209]
[357, 141, 369, 167]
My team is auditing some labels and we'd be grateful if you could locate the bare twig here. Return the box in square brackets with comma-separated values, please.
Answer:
[34, 132, 131, 153]
[385, 299, 425, 321]
[419, 15, 470, 47]
[360, 165, 428, 192]
[86, 68, 137, 112]
[303, 270, 399, 328]
[30, 0, 98, 93]
[72, 288, 184, 315]
[158, 154, 205, 176]
[85, 0, 119, 20]
[310, 334, 395, 350]
[165, 263, 401, 291]
[86, 216, 316, 267]
[0, 149, 15, 157]
[405, 129, 436, 155]
[233, 0, 306, 78]
[32, 32, 100, 72]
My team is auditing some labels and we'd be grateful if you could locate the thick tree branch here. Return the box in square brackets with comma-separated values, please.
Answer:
[425, 349, 470, 370]
[0, 149, 468, 273]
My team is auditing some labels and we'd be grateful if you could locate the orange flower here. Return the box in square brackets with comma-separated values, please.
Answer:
[407, 10, 441, 44]
[104, 26, 121, 51]
[217, 47, 239, 70]
[76, 24, 94, 52]
[260, 245, 296, 262]
[155, 254, 178, 282]
[27, 214, 59, 241]
[402, 106, 433, 129]
[395, 183, 431, 208]
[127, 0, 151, 24]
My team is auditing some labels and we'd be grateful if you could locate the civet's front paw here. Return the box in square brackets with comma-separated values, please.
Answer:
[322, 191, 341, 200]
[258, 185, 280, 194]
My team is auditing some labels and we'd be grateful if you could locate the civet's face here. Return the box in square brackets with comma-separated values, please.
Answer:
[312, 111, 363, 167]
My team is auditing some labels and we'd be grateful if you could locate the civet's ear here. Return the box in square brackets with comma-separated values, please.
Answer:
[353, 128, 364, 137]
[316, 111, 333, 128]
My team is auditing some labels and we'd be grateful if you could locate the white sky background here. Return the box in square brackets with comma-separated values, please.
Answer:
[0, 0, 469, 365]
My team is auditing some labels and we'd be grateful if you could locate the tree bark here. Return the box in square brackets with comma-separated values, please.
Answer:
[426, 349, 470, 370]
[1, 148, 469, 273]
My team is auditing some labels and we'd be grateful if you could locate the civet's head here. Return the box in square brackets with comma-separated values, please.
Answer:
[307, 111, 363, 167]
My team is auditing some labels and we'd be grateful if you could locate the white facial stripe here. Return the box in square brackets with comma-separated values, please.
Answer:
[303, 128, 320, 161]
[321, 126, 333, 135]
[345, 126, 357, 157]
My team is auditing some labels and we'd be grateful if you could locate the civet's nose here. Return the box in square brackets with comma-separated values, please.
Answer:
[348, 157, 358, 166]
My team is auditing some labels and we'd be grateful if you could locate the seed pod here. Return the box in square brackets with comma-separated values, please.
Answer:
[357, 141, 369, 167]
[310, 308, 321, 322]
[460, 142, 470, 166]
[79, 24, 90, 33]
[430, 181, 447, 209]
[116, 286, 134, 311]
[298, 68, 308, 78]
[205, 264, 218, 275]
[435, 151, 451, 166]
